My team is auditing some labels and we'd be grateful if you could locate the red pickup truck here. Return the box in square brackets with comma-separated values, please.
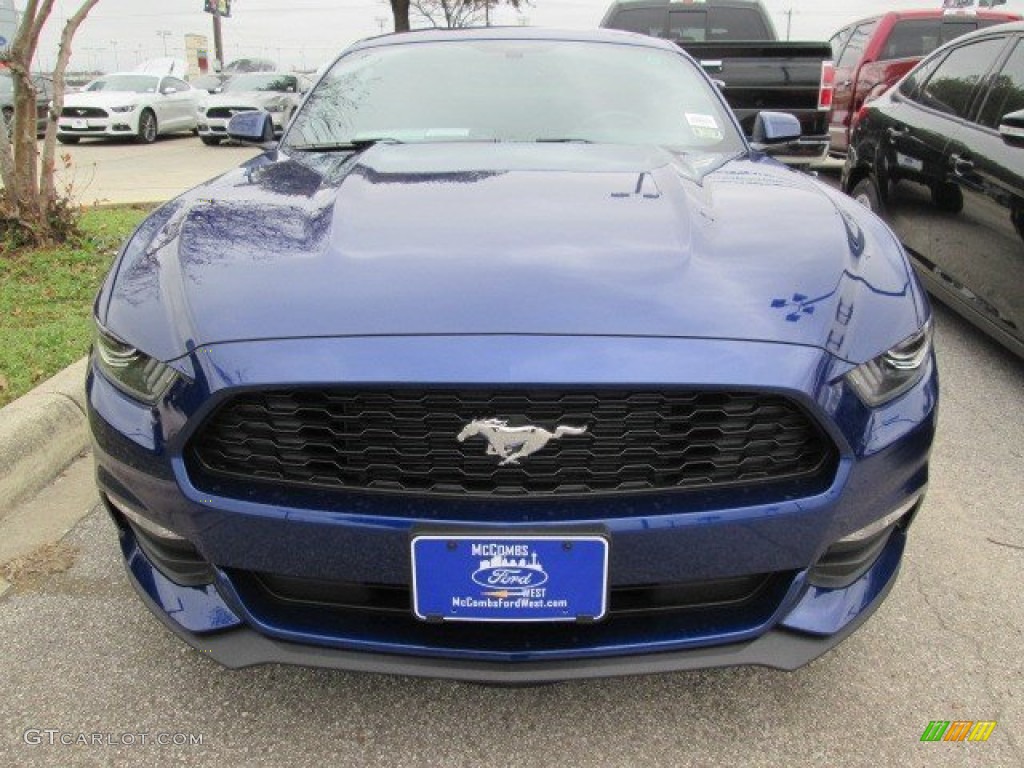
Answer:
[827, 6, 1020, 157]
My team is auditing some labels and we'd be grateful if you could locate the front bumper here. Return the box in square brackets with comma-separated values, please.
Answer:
[119, 513, 905, 682]
[58, 114, 138, 137]
[198, 112, 285, 137]
[89, 334, 937, 680]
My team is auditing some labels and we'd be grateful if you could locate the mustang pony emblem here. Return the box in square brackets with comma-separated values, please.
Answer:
[456, 419, 588, 466]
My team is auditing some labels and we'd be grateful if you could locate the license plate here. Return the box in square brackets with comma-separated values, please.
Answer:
[72, 119, 87, 129]
[411, 535, 608, 622]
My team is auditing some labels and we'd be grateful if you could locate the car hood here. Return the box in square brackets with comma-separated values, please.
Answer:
[102, 143, 924, 365]
[203, 91, 291, 107]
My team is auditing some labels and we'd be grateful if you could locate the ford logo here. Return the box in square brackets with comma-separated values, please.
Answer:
[472, 566, 548, 588]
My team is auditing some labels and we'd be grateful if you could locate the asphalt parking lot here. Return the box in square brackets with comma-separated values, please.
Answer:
[54, 133, 259, 204]
[1, 141, 1022, 767]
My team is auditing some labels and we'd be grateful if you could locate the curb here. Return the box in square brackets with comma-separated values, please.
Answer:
[0, 357, 90, 518]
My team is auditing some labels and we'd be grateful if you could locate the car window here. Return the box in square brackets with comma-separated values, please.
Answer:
[836, 21, 878, 69]
[607, 7, 666, 37]
[288, 40, 745, 153]
[668, 10, 707, 42]
[918, 37, 1008, 119]
[977, 39, 1024, 129]
[830, 26, 853, 62]
[707, 8, 771, 41]
[166, 77, 190, 92]
[881, 20, 999, 62]
[85, 75, 160, 93]
[899, 54, 943, 99]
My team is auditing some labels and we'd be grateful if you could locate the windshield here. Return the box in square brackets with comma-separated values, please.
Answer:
[223, 74, 298, 93]
[285, 40, 742, 152]
[85, 75, 160, 93]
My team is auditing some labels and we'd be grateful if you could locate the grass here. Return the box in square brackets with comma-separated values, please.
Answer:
[0, 205, 151, 407]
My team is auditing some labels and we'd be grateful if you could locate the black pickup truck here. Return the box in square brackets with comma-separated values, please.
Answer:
[601, 0, 834, 165]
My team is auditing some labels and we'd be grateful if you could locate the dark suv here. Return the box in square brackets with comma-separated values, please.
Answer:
[842, 21, 1024, 358]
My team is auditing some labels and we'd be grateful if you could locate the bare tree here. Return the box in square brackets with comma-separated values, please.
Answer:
[392, 0, 526, 32]
[1, 0, 100, 247]
[411, 0, 485, 28]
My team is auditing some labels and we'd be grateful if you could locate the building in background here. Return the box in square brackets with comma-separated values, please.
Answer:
[186, 34, 211, 78]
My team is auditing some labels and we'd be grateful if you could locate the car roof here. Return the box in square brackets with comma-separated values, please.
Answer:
[837, 8, 1021, 30]
[347, 26, 683, 55]
[604, 0, 763, 9]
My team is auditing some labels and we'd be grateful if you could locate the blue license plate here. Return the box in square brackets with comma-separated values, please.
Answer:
[411, 535, 609, 623]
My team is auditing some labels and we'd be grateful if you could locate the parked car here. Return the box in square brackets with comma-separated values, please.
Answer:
[57, 73, 199, 144]
[828, 4, 1020, 157]
[601, 0, 834, 166]
[1, 70, 52, 135]
[843, 21, 1024, 358]
[190, 73, 228, 94]
[89, 28, 937, 683]
[196, 72, 308, 145]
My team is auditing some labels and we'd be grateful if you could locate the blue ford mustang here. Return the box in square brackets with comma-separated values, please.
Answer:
[88, 28, 937, 682]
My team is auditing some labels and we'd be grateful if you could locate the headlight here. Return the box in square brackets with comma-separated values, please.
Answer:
[93, 322, 178, 404]
[845, 320, 933, 407]
[265, 103, 285, 113]
[109, 105, 137, 113]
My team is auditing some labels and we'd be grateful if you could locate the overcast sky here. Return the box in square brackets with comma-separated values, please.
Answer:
[19, 0, 1024, 72]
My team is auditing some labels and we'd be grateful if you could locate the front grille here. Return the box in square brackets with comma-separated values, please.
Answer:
[205, 106, 254, 119]
[61, 106, 107, 118]
[187, 388, 836, 498]
[240, 570, 785, 617]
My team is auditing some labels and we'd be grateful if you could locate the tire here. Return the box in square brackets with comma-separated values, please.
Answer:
[851, 177, 883, 216]
[57, 134, 80, 145]
[200, 135, 222, 146]
[136, 109, 158, 144]
[1, 106, 12, 127]
[931, 181, 964, 214]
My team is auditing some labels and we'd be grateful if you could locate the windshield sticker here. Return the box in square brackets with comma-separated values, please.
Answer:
[686, 113, 719, 130]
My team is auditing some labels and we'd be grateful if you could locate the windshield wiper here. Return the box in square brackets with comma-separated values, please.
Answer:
[288, 137, 404, 152]
[534, 138, 594, 144]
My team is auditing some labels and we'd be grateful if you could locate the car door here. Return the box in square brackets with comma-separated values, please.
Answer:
[936, 36, 1024, 349]
[879, 36, 1009, 259]
[157, 76, 192, 129]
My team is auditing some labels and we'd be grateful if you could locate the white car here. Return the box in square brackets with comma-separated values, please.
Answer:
[57, 73, 199, 144]
[196, 72, 308, 146]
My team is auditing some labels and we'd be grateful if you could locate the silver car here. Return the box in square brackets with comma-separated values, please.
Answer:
[196, 72, 309, 145]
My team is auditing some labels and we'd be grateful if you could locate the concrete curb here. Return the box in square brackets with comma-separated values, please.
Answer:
[0, 357, 90, 518]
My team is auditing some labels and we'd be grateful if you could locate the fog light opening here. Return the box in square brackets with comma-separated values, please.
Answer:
[836, 495, 922, 545]
[107, 492, 186, 542]
[808, 495, 923, 589]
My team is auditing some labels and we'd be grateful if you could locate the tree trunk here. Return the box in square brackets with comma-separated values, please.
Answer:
[39, 0, 101, 205]
[391, 0, 411, 32]
[0, 0, 99, 245]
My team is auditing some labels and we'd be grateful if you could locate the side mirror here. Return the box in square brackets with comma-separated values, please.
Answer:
[227, 109, 275, 145]
[751, 111, 802, 146]
[998, 108, 1024, 148]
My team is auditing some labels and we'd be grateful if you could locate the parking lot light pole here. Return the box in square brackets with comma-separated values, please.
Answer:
[212, 5, 224, 71]
[156, 30, 171, 57]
